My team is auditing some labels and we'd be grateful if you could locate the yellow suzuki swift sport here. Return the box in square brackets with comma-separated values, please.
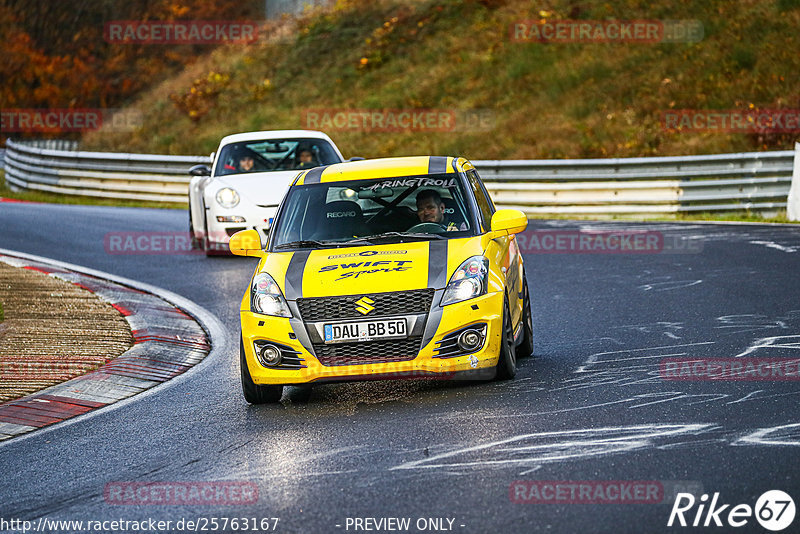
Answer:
[230, 156, 533, 403]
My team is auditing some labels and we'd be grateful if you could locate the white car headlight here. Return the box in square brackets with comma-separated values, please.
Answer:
[216, 187, 240, 208]
[251, 273, 292, 318]
[440, 256, 489, 306]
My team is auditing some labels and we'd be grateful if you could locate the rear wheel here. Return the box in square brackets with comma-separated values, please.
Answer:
[519, 273, 534, 358]
[240, 337, 283, 404]
[495, 298, 517, 380]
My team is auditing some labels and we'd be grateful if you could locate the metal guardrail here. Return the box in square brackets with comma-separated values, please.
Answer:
[475, 150, 797, 215]
[4, 139, 208, 203]
[3, 138, 799, 215]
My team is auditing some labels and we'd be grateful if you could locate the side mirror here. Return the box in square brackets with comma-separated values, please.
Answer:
[346, 156, 365, 162]
[229, 229, 264, 257]
[490, 209, 528, 236]
[189, 164, 211, 177]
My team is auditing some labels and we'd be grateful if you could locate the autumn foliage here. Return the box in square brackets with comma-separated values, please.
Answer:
[0, 0, 262, 143]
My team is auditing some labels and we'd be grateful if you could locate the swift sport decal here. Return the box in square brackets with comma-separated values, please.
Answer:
[318, 260, 414, 281]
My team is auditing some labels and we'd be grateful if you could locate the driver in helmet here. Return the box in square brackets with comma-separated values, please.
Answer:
[295, 147, 317, 169]
[415, 189, 465, 231]
[223, 147, 256, 173]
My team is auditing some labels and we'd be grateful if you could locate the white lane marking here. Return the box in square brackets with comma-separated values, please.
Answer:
[614, 322, 684, 334]
[390, 424, 712, 470]
[576, 342, 715, 373]
[726, 390, 765, 405]
[749, 240, 799, 253]
[734, 335, 800, 358]
[637, 280, 702, 292]
[518, 465, 543, 476]
[734, 423, 800, 446]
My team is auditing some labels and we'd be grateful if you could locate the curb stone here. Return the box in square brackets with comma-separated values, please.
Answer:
[0, 253, 212, 441]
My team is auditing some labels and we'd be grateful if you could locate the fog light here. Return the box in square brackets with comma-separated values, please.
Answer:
[457, 329, 483, 352]
[217, 215, 246, 223]
[257, 344, 282, 367]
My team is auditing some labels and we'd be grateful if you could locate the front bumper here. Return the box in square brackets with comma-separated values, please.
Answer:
[205, 204, 277, 246]
[241, 291, 505, 385]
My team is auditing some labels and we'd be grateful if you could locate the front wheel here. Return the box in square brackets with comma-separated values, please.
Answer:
[202, 209, 227, 256]
[240, 337, 283, 404]
[495, 298, 517, 380]
[189, 208, 202, 250]
[519, 273, 534, 358]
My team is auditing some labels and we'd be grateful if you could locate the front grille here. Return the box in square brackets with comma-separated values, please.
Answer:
[313, 338, 423, 366]
[297, 289, 434, 321]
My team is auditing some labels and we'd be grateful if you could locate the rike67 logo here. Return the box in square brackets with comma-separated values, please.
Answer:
[668, 490, 795, 531]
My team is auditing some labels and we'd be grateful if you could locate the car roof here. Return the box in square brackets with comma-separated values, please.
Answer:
[218, 130, 336, 145]
[293, 156, 475, 185]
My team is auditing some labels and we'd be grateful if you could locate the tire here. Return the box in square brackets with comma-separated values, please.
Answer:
[202, 209, 224, 256]
[189, 209, 202, 250]
[519, 273, 534, 358]
[240, 337, 283, 404]
[202, 212, 213, 256]
[495, 298, 517, 380]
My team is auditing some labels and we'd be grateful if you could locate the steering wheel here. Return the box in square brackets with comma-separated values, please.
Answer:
[407, 222, 447, 233]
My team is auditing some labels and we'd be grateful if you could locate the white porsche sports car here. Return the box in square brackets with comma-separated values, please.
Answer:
[188, 130, 350, 255]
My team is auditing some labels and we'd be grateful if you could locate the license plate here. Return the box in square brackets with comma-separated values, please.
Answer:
[323, 319, 407, 343]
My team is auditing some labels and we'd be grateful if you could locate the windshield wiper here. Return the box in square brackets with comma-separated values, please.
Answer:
[346, 232, 446, 244]
[274, 240, 331, 249]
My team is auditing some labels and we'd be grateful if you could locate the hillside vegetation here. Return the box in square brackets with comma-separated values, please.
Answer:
[0, 0, 263, 147]
[81, 0, 800, 160]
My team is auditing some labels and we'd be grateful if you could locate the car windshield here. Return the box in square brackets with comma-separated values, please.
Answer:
[214, 138, 340, 176]
[270, 174, 477, 249]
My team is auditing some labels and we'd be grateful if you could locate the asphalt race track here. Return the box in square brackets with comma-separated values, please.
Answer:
[1, 202, 800, 533]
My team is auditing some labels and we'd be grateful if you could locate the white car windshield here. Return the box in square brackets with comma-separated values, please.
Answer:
[270, 174, 476, 249]
[215, 138, 340, 176]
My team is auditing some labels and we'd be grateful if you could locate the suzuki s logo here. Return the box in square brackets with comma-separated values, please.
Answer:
[355, 297, 375, 315]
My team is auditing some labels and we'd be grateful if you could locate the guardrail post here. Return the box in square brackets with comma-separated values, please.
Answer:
[788, 142, 800, 221]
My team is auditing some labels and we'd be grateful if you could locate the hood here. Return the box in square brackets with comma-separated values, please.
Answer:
[261, 237, 486, 299]
[214, 170, 299, 206]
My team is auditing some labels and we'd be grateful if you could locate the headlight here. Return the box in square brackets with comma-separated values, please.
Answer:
[440, 256, 489, 306]
[251, 273, 291, 317]
[216, 187, 240, 208]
